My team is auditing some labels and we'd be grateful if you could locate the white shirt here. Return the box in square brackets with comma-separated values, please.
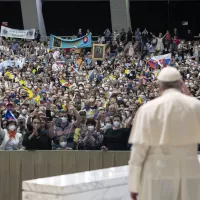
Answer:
[5, 138, 16, 150]
[52, 63, 64, 72]
[53, 51, 60, 60]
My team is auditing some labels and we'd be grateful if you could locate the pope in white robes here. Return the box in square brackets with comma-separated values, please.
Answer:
[128, 67, 200, 200]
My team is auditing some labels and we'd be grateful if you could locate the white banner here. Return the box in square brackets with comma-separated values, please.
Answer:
[0, 26, 35, 39]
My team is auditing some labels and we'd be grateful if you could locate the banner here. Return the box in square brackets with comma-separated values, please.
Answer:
[0, 26, 35, 39]
[148, 53, 171, 69]
[49, 34, 92, 49]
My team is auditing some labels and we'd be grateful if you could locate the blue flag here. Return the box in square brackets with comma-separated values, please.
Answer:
[89, 70, 95, 83]
[5, 110, 16, 120]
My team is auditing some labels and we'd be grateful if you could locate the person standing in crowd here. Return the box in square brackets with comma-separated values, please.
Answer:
[185, 29, 194, 41]
[22, 116, 52, 150]
[104, 29, 111, 42]
[128, 67, 200, 200]
[173, 28, 179, 38]
[102, 114, 130, 150]
[151, 31, 167, 55]
[0, 119, 23, 150]
[141, 28, 148, 51]
[35, 30, 41, 43]
[77, 28, 83, 38]
[86, 29, 92, 36]
[78, 119, 103, 150]
[53, 105, 80, 150]
[120, 28, 127, 43]
[97, 34, 105, 44]
[127, 28, 133, 42]
[113, 30, 118, 41]
[135, 28, 141, 42]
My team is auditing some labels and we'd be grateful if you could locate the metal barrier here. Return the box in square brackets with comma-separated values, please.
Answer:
[0, 150, 130, 200]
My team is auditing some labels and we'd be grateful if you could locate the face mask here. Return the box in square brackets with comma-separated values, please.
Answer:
[88, 126, 95, 132]
[61, 117, 68, 123]
[51, 112, 55, 117]
[117, 97, 122, 101]
[80, 93, 84, 96]
[113, 121, 120, 128]
[22, 109, 27, 115]
[7, 93, 14, 100]
[8, 125, 16, 131]
[123, 99, 128, 102]
[60, 141, 67, 148]
[125, 111, 130, 117]
[89, 98, 95, 103]
[105, 123, 112, 129]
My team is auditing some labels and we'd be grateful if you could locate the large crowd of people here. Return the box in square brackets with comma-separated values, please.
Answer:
[0, 27, 199, 151]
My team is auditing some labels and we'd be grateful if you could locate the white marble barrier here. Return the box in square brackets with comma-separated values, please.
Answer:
[22, 155, 200, 200]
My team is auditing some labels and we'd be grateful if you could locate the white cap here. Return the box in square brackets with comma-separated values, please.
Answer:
[158, 67, 181, 82]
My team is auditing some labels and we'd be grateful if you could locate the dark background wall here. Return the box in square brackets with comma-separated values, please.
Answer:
[130, 1, 200, 37]
[0, 1, 199, 37]
[0, 1, 23, 29]
[42, 1, 112, 36]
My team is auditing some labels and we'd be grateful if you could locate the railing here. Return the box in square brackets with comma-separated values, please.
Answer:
[42, 35, 99, 41]
[0, 150, 130, 200]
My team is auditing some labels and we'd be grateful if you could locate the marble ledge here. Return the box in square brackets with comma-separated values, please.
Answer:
[23, 155, 200, 197]
[23, 165, 128, 196]
[23, 184, 129, 200]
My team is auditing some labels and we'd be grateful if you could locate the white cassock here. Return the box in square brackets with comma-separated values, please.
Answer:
[128, 89, 200, 200]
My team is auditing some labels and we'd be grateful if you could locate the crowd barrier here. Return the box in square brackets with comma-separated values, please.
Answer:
[0, 150, 130, 200]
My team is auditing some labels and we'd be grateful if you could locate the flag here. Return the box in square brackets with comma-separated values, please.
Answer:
[5, 110, 16, 120]
[62, 104, 67, 111]
[22, 86, 34, 99]
[56, 61, 65, 65]
[124, 69, 129, 75]
[138, 97, 143, 104]
[89, 70, 94, 83]
[109, 75, 115, 80]
[32, 69, 37, 74]
[104, 101, 108, 108]
[148, 53, 171, 69]
[34, 95, 40, 105]
[60, 79, 65, 84]
[73, 64, 80, 75]
[74, 63, 77, 70]
[5, 71, 13, 79]
[19, 80, 25, 86]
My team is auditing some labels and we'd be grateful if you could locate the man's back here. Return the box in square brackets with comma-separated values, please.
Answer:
[130, 89, 200, 146]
